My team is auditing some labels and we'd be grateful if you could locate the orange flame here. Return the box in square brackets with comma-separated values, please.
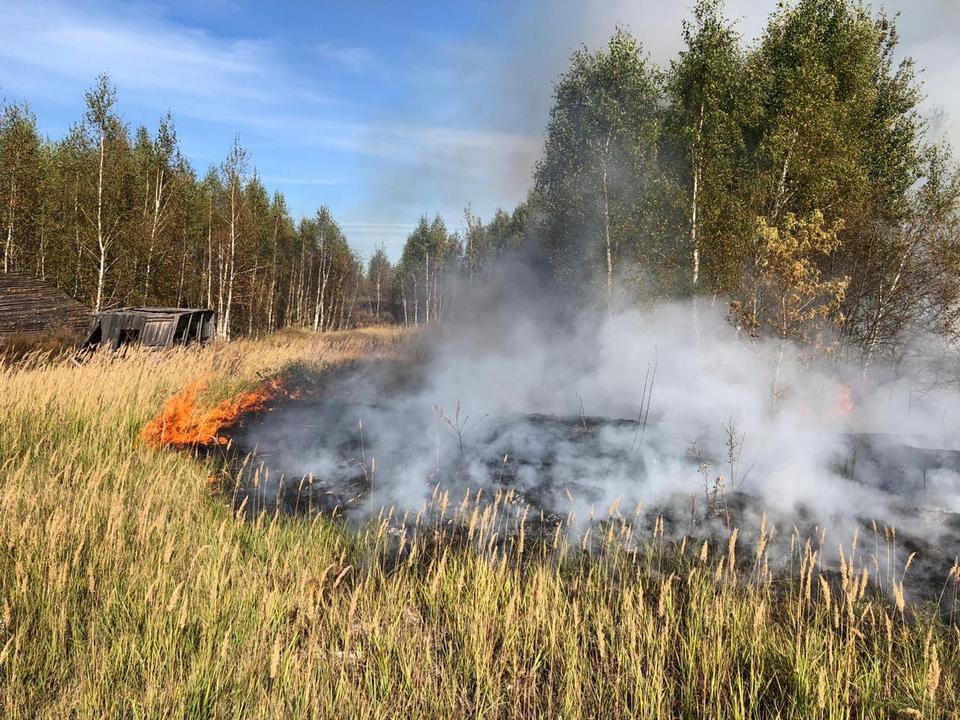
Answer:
[835, 384, 854, 419]
[142, 380, 281, 449]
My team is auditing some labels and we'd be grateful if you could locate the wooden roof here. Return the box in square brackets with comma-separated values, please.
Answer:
[0, 271, 92, 341]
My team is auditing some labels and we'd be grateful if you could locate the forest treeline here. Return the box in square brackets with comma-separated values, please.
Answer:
[2, 0, 959, 359]
[487, 0, 960, 366]
[0, 76, 365, 339]
[389, 0, 960, 366]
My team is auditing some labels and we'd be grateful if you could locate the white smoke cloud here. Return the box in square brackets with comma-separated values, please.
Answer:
[230, 277, 960, 607]
[238, 296, 960, 526]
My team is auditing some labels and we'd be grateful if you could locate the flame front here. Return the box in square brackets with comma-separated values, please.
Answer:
[142, 380, 280, 448]
[835, 384, 854, 418]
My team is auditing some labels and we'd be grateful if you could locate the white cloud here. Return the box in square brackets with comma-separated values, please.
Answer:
[341, 222, 418, 256]
[258, 175, 346, 187]
[316, 43, 375, 72]
[0, 0, 297, 108]
[0, 0, 536, 182]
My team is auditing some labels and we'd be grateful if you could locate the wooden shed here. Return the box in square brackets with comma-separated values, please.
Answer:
[0, 271, 92, 346]
[83, 308, 216, 350]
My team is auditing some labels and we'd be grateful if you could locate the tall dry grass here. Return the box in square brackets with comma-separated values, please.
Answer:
[0, 326, 957, 719]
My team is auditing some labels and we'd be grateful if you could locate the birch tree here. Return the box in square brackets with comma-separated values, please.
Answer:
[265, 192, 289, 331]
[367, 246, 392, 318]
[533, 28, 661, 308]
[217, 136, 248, 338]
[394, 215, 459, 324]
[83, 74, 122, 312]
[666, 0, 750, 294]
[140, 112, 178, 303]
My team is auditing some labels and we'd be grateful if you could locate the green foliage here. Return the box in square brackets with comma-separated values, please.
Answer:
[366, 246, 393, 318]
[462, 204, 528, 283]
[393, 214, 461, 324]
[367, 246, 392, 285]
[397, 214, 459, 270]
[533, 27, 662, 298]
[0, 102, 43, 273]
[83, 73, 118, 135]
[522, 0, 958, 357]
[662, 0, 755, 295]
[748, 0, 918, 222]
[841, 144, 960, 358]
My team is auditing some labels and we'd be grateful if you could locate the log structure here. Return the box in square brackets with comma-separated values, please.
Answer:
[0, 272, 92, 344]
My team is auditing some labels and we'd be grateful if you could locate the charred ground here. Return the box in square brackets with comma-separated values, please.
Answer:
[219, 353, 960, 618]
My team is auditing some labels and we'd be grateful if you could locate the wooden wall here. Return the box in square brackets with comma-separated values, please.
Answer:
[0, 272, 92, 343]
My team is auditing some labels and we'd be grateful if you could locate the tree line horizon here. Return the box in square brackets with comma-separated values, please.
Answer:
[1, 0, 958, 362]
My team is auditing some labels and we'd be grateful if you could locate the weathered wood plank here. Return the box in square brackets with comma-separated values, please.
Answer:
[0, 272, 92, 340]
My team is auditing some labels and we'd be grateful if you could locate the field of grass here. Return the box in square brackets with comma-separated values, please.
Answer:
[0, 327, 958, 719]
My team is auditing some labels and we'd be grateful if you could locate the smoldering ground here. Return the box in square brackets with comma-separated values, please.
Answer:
[224, 280, 960, 610]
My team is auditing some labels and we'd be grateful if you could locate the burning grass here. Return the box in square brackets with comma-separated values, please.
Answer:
[141, 380, 281, 448]
[0, 325, 958, 718]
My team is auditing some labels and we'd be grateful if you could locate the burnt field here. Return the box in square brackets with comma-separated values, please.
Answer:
[222, 355, 960, 617]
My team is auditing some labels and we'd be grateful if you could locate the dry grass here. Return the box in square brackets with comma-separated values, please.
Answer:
[0, 326, 957, 719]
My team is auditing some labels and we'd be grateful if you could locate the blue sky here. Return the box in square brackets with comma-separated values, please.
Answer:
[1, 0, 958, 261]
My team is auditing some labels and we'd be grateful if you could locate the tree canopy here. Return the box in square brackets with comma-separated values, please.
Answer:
[3, 0, 959, 360]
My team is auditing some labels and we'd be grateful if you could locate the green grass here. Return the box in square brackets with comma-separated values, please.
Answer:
[0, 327, 957, 719]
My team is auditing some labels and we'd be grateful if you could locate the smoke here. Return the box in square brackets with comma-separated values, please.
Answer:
[235, 285, 960, 528]
[214, 1, 960, 612]
[222, 255, 960, 609]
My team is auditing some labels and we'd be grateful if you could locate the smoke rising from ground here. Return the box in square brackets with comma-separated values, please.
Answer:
[237, 288, 960, 545]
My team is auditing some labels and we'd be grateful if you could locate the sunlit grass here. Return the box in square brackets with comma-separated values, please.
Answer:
[0, 326, 957, 719]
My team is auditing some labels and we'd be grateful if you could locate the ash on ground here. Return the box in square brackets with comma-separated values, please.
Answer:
[224, 358, 960, 617]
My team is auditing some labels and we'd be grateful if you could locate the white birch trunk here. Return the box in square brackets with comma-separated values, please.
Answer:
[413, 274, 419, 326]
[267, 213, 279, 331]
[425, 251, 431, 324]
[691, 103, 704, 290]
[38, 214, 46, 280]
[333, 276, 343, 330]
[73, 174, 81, 296]
[94, 125, 107, 312]
[177, 234, 187, 307]
[313, 256, 324, 330]
[601, 134, 613, 314]
[4, 176, 15, 273]
[143, 165, 166, 303]
[205, 195, 213, 310]
[222, 181, 238, 339]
